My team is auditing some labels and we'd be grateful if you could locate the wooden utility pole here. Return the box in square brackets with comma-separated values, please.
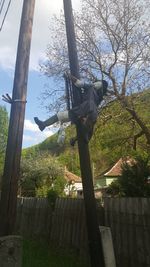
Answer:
[63, 1, 105, 267]
[0, 0, 35, 236]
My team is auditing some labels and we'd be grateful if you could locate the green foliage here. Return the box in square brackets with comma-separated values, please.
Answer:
[36, 176, 66, 200]
[58, 148, 80, 176]
[23, 90, 150, 187]
[120, 157, 150, 197]
[108, 156, 150, 197]
[90, 91, 150, 174]
[106, 180, 122, 197]
[0, 106, 9, 178]
[0, 106, 8, 153]
[47, 189, 59, 209]
[38, 134, 61, 154]
[52, 175, 66, 195]
[20, 152, 65, 197]
[22, 145, 40, 158]
[90, 101, 132, 173]
[35, 185, 51, 198]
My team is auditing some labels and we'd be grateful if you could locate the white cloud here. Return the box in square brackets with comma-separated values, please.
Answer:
[23, 119, 57, 148]
[24, 119, 39, 132]
[23, 135, 36, 142]
[22, 130, 55, 148]
[23, 131, 53, 143]
[0, 46, 16, 70]
[24, 119, 55, 135]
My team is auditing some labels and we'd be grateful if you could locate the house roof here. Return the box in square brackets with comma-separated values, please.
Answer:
[104, 157, 135, 177]
[64, 169, 82, 183]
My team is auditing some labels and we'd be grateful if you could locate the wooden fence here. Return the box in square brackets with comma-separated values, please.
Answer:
[15, 197, 150, 267]
[15, 197, 104, 266]
[15, 197, 53, 240]
[50, 198, 87, 248]
[16, 197, 104, 242]
[104, 198, 150, 267]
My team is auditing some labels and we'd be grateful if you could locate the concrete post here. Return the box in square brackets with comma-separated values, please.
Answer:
[0, 235, 22, 267]
[99, 226, 116, 267]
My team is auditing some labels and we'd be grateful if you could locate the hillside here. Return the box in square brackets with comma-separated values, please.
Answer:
[23, 89, 150, 176]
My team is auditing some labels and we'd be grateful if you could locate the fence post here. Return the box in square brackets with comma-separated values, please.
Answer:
[99, 226, 116, 267]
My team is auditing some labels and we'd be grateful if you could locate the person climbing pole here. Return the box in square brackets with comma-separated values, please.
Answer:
[34, 74, 108, 143]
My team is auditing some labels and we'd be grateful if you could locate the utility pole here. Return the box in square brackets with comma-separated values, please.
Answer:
[63, 1, 105, 266]
[0, 0, 35, 236]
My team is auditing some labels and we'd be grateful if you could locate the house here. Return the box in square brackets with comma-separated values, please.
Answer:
[64, 168, 109, 199]
[64, 157, 134, 198]
[95, 157, 134, 196]
[64, 168, 83, 197]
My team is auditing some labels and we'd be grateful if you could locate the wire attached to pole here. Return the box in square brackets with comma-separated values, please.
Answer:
[2, 93, 27, 104]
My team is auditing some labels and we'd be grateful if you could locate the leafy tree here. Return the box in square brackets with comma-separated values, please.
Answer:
[23, 90, 150, 178]
[88, 89, 150, 175]
[90, 100, 133, 172]
[107, 156, 150, 197]
[46, 176, 67, 209]
[20, 152, 65, 197]
[41, 0, 150, 145]
[0, 106, 9, 179]
[106, 180, 122, 197]
[47, 189, 59, 209]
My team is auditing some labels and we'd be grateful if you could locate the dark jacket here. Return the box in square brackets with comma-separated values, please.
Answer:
[70, 81, 105, 124]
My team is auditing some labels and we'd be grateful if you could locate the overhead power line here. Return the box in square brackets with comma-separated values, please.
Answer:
[0, 0, 12, 31]
[0, 0, 5, 15]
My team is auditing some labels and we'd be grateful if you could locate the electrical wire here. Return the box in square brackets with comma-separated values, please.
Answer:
[0, 0, 11, 31]
[0, 0, 5, 15]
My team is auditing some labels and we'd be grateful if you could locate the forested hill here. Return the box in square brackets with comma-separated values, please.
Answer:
[23, 89, 150, 176]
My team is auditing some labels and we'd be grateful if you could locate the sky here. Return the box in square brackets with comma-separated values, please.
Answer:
[0, 0, 81, 148]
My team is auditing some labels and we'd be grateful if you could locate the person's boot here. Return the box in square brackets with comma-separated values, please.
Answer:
[34, 117, 45, 131]
[34, 114, 58, 131]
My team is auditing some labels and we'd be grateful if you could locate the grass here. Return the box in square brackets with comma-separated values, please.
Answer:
[22, 239, 87, 267]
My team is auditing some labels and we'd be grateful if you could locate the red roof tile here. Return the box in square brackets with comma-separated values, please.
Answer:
[104, 157, 135, 177]
[64, 169, 82, 183]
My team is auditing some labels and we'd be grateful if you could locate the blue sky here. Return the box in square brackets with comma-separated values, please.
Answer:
[0, 0, 81, 148]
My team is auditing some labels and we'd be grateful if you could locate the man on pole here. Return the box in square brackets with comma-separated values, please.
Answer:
[34, 75, 108, 143]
